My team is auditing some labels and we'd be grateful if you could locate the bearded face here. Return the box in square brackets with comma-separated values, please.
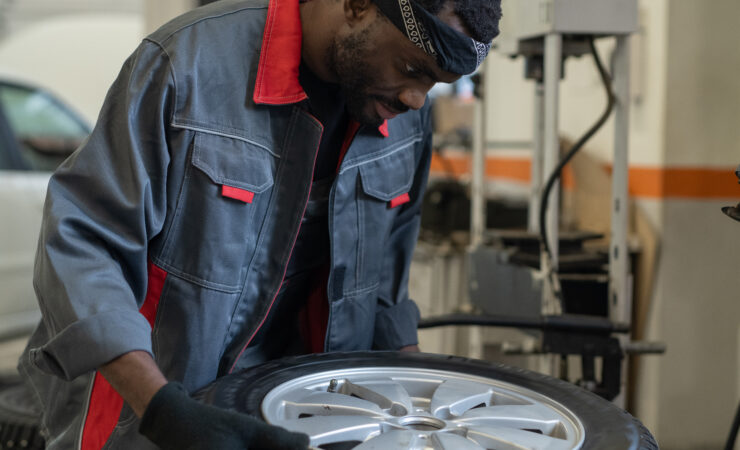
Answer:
[326, 19, 410, 126]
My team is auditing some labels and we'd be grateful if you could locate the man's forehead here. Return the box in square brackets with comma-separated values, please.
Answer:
[401, 39, 462, 84]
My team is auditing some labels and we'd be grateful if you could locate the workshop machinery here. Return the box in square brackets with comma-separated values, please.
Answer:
[420, 0, 667, 407]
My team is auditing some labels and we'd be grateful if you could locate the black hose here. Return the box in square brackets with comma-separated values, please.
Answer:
[725, 399, 740, 450]
[538, 37, 616, 302]
[418, 313, 630, 334]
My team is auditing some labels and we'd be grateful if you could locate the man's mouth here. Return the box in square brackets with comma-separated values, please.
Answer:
[375, 100, 401, 120]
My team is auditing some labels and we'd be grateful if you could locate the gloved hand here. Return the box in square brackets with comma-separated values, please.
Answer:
[139, 382, 309, 450]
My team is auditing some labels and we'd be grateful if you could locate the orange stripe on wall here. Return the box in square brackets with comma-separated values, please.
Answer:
[430, 153, 739, 199]
[430, 153, 576, 189]
[627, 166, 739, 199]
[430, 152, 470, 176]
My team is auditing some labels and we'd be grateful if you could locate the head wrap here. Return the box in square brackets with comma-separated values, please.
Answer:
[371, 0, 498, 75]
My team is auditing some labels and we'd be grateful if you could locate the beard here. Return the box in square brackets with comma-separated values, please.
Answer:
[326, 27, 409, 126]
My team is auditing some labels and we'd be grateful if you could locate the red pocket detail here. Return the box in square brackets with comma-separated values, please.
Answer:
[222, 185, 255, 204]
[389, 193, 411, 209]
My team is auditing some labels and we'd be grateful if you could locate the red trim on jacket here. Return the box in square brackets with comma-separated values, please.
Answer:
[378, 120, 389, 138]
[80, 376, 122, 450]
[80, 261, 167, 450]
[300, 265, 331, 353]
[253, 0, 307, 105]
[336, 121, 362, 173]
[222, 185, 255, 204]
[390, 193, 411, 209]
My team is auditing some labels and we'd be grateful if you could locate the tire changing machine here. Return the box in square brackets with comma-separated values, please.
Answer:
[419, 0, 664, 406]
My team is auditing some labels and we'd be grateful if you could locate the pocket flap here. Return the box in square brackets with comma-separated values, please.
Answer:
[192, 132, 275, 194]
[359, 149, 415, 201]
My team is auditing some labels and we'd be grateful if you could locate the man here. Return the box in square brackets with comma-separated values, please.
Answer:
[19, 0, 501, 448]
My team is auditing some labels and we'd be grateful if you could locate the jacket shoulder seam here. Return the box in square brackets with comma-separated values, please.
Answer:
[147, 6, 267, 46]
[141, 39, 178, 127]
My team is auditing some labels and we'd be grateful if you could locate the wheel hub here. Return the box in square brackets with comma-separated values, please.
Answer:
[397, 416, 446, 431]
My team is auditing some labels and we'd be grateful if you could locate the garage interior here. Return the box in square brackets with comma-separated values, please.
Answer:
[0, 0, 739, 449]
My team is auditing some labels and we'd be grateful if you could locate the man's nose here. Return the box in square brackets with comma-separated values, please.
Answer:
[398, 87, 429, 111]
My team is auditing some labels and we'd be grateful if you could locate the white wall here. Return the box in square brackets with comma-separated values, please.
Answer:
[0, 0, 142, 35]
[636, 1, 740, 448]
[0, 0, 147, 122]
[664, 0, 740, 167]
[0, 0, 199, 123]
[144, 0, 196, 34]
[0, 14, 144, 123]
[641, 200, 740, 449]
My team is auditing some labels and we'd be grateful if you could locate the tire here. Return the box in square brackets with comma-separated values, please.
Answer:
[195, 351, 657, 450]
[0, 379, 45, 449]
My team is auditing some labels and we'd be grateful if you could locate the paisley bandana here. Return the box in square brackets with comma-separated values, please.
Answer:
[372, 0, 498, 75]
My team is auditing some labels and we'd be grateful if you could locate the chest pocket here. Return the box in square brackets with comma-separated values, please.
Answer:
[160, 132, 276, 292]
[359, 147, 415, 204]
[356, 147, 416, 285]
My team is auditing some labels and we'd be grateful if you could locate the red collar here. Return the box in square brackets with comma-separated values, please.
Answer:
[253, 0, 388, 137]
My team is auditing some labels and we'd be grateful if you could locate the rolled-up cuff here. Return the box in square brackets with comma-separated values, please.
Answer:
[373, 299, 421, 350]
[30, 309, 153, 381]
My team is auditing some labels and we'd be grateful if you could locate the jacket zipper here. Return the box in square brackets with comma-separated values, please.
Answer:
[228, 113, 324, 373]
[323, 122, 362, 351]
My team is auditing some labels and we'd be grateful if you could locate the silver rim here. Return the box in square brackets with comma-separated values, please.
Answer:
[261, 366, 586, 449]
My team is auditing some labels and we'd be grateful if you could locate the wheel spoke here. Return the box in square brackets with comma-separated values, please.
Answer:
[429, 432, 486, 450]
[468, 425, 573, 450]
[430, 379, 494, 418]
[282, 390, 388, 419]
[353, 430, 423, 450]
[274, 415, 385, 446]
[457, 404, 565, 436]
[346, 378, 414, 416]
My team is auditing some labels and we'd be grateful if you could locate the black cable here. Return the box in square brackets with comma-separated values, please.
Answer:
[538, 37, 616, 303]
[726, 398, 740, 450]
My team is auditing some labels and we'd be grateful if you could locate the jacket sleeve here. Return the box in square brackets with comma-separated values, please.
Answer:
[372, 106, 433, 350]
[28, 39, 176, 381]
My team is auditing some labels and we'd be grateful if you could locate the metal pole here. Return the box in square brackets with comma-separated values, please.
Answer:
[537, 33, 563, 377]
[541, 33, 562, 315]
[470, 68, 487, 249]
[610, 35, 632, 326]
[610, 34, 632, 408]
[529, 81, 545, 233]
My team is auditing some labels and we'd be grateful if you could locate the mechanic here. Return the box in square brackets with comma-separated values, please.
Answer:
[19, 0, 501, 448]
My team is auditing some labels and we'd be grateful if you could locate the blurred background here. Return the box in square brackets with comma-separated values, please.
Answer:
[0, 1, 738, 449]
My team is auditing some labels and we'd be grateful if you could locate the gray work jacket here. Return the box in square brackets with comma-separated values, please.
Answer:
[18, 0, 432, 448]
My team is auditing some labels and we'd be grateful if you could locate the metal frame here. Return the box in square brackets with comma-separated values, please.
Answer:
[540, 33, 563, 316]
[470, 7, 637, 403]
[610, 36, 632, 327]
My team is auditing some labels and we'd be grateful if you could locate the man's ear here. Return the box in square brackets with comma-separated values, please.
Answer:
[343, 0, 374, 24]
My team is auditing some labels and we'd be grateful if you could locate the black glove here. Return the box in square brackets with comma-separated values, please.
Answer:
[139, 382, 309, 450]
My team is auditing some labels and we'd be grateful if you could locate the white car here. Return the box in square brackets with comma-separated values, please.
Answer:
[0, 13, 139, 342]
[0, 77, 91, 340]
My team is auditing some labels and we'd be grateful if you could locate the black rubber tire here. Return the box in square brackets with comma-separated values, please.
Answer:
[0, 380, 45, 449]
[195, 351, 657, 450]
